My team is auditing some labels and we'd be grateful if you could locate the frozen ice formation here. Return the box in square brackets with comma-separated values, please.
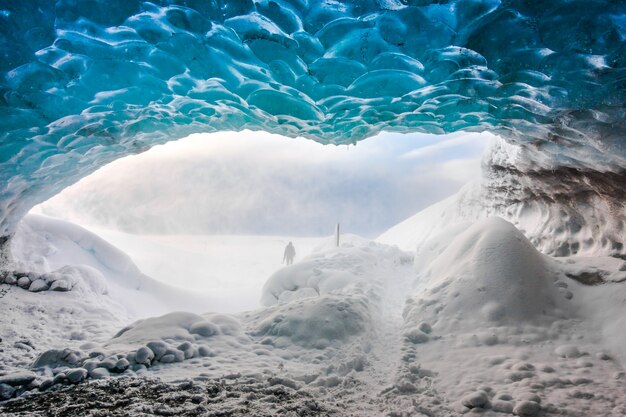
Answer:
[1, 0, 626, 239]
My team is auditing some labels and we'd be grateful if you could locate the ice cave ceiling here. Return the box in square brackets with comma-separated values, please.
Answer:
[0, 0, 625, 237]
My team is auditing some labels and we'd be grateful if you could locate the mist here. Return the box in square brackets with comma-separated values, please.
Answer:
[34, 130, 492, 237]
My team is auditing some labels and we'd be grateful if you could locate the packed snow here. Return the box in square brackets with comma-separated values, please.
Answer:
[1, 208, 625, 415]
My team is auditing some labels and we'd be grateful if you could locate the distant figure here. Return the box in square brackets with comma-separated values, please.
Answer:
[283, 242, 296, 265]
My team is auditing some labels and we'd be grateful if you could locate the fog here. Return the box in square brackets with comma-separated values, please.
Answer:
[34, 130, 492, 237]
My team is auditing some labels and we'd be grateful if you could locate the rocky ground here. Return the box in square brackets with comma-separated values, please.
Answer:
[0, 376, 335, 417]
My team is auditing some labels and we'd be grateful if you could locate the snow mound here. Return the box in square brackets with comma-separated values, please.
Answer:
[11, 214, 212, 317]
[404, 217, 565, 334]
[257, 238, 412, 348]
[108, 312, 246, 349]
[254, 293, 371, 349]
[261, 238, 410, 306]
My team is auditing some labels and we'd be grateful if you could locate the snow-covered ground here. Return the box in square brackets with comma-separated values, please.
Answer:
[82, 228, 325, 313]
[1, 209, 625, 415]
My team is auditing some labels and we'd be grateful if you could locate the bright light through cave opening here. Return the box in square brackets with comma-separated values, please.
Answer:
[29, 130, 491, 313]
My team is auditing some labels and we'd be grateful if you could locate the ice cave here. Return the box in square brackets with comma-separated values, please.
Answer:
[0, 0, 625, 415]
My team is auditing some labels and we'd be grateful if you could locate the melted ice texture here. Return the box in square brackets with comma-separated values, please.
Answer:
[1, 0, 626, 235]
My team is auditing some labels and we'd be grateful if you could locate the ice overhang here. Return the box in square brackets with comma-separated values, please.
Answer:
[0, 0, 625, 236]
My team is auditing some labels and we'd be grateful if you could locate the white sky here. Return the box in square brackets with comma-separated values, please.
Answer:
[35, 130, 494, 237]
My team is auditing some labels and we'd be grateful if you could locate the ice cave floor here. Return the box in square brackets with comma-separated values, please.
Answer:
[0, 214, 625, 416]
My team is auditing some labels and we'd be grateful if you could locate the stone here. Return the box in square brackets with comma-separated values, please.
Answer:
[461, 391, 489, 409]
[114, 358, 130, 373]
[146, 341, 168, 360]
[17, 276, 31, 289]
[513, 401, 541, 416]
[0, 383, 15, 400]
[89, 368, 110, 379]
[28, 279, 49, 292]
[49, 280, 71, 291]
[39, 378, 54, 391]
[135, 346, 155, 366]
[492, 400, 514, 413]
[66, 368, 88, 384]
[160, 354, 176, 364]
[0, 371, 36, 387]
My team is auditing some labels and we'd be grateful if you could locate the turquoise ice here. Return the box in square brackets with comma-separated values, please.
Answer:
[0, 0, 625, 236]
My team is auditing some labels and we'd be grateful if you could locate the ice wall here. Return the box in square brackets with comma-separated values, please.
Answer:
[1, 0, 625, 239]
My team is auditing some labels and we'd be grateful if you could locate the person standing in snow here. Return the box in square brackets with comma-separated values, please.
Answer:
[283, 242, 296, 265]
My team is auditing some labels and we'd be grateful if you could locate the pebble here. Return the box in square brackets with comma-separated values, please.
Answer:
[160, 354, 176, 364]
[135, 346, 155, 366]
[17, 277, 31, 289]
[89, 368, 110, 379]
[513, 400, 541, 416]
[114, 358, 130, 373]
[50, 280, 71, 291]
[555, 345, 581, 358]
[39, 378, 54, 391]
[66, 368, 88, 384]
[461, 391, 489, 409]
[146, 341, 168, 360]
[28, 279, 49, 292]
[492, 400, 514, 413]
[518, 393, 541, 404]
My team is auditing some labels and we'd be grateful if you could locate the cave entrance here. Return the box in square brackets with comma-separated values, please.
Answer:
[27, 130, 491, 313]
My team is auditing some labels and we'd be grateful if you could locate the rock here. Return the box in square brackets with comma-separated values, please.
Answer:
[135, 347, 154, 366]
[125, 352, 136, 364]
[417, 322, 432, 334]
[461, 391, 489, 409]
[404, 328, 429, 344]
[0, 383, 15, 400]
[82, 359, 100, 372]
[99, 357, 118, 371]
[596, 352, 611, 361]
[114, 358, 130, 373]
[17, 276, 31, 289]
[52, 373, 66, 385]
[4, 274, 17, 285]
[0, 371, 37, 386]
[518, 393, 541, 404]
[198, 346, 212, 357]
[160, 354, 176, 364]
[89, 351, 105, 359]
[66, 368, 88, 384]
[177, 342, 195, 359]
[89, 368, 110, 379]
[28, 279, 49, 292]
[189, 321, 219, 337]
[39, 378, 54, 391]
[65, 352, 80, 365]
[49, 280, 71, 292]
[146, 341, 168, 360]
[164, 348, 184, 363]
[492, 400, 514, 413]
[513, 401, 541, 416]
[555, 345, 581, 358]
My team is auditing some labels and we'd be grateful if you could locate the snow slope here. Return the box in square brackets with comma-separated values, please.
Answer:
[1, 212, 625, 416]
[83, 228, 325, 312]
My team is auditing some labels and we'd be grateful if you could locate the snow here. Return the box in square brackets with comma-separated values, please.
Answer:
[1, 204, 625, 415]
[83, 227, 325, 312]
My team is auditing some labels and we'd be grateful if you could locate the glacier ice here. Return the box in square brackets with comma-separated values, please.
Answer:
[1, 0, 626, 238]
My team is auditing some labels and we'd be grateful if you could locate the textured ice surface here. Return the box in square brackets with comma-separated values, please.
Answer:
[1, 0, 626, 236]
